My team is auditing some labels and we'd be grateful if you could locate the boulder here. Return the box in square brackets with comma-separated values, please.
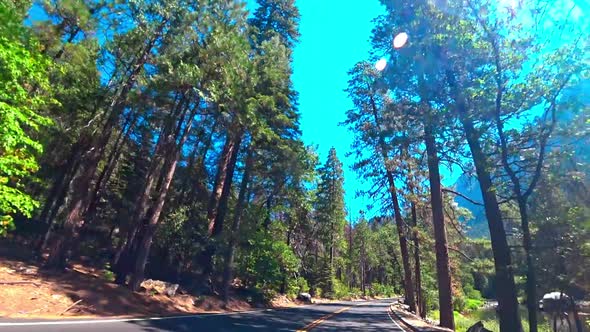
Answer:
[297, 292, 312, 303]
[140, 279, 179, 297]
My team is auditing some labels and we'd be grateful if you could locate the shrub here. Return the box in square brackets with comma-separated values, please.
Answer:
[103, 263, 115, 282]
[238, 231, 300, 293]
[287, 277, 309, 297]
[370, 283, 396, 298]
[464, 298, 484, 312]
[453, 294, 467, 312]
[332, 278, 349, 299]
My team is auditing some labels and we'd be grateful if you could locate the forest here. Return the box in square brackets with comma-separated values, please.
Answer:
[0, 0, 588, 331]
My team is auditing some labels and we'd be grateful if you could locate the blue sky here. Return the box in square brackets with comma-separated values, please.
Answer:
[278, 0, 589, 221]
[246, 0, 387, 219]
[290, 0, 386, 220]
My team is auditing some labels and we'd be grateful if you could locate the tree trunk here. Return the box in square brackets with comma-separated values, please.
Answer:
[368, 96, 416, 312]
[518, 198, 538, 332]
[461, 115, 522, 332]
[447, 68, 522, 332]
[199, 131, 242, 284]
[210, 134, 243, 238]
[37, 142, 84, 253]
[113, 127, 168, 283]
[207, 133, 237, 236]
[222, 146, 253, 303]
[348, 220, 353, 290]
[411, 203, 425, 318]
[45, 23, 166, 269]
[128, 152, 179, 291]
[112, 91, 191, 283]
[263, 195, 272, 231]
[424, 125, 454, 330]
[86, 115, 137, 225]
[128, 104, 197, 291]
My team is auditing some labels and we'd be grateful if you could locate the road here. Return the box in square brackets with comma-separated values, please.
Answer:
[0, 299, 408, 332]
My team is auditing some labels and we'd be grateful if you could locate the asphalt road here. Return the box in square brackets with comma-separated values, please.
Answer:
[0, 299, 408, 332]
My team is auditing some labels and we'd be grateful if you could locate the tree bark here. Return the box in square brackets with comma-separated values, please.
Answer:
[45, 22, 167, 269]
[86, 114, 137, 225]
[518, 198, 538, 332]
[207, 131, 241, 236]
[446, 68, 522, 331]
[113, 122, 169, 284]
[128, 151, 179, 291]
[369, 96, 416, 312]
[424, 124, 454, 330]
[128, 104, 198, 291]
[210, 133, 243, 238]
[113, 92, 188, 283]
[222, 146, 253, 303]
[37, 142, 83, 253]
[460, 115, 522, 332]
[411, 203, 425, 318]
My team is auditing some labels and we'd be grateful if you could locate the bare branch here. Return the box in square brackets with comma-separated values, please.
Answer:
[442, 188, 484, 206]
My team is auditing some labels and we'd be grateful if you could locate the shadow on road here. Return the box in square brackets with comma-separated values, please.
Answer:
[127, 302, 400, 332]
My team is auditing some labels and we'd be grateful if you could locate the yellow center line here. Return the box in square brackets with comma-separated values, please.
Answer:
[295, 302, 364, 332]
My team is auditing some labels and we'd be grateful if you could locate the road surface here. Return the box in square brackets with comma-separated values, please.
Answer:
[0, 299, 408, 331]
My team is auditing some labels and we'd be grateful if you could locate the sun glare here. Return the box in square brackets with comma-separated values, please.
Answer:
[393, 32, 409, 49]
[375, 58, 387, 71]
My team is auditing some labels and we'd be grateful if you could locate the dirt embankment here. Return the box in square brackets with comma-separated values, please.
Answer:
[0, 256, 267, 319]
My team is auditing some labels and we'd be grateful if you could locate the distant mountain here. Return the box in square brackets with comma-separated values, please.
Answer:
[453, 78, 589, 239]
[454, 174, 489, 238]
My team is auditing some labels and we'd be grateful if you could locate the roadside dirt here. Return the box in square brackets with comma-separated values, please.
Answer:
[0, 256, 256, 319]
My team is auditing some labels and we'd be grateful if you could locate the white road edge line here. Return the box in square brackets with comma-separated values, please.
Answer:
[0, 308, 272, 327]
[387, 306, 408, 332]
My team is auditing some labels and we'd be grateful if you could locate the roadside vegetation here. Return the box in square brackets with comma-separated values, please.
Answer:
[0, 0, 588, 331]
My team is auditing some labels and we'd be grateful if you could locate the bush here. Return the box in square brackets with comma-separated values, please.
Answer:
[453, 295, 466, 312]
[332, 278, 349, 299]
[370, 283, 396, 298]
[463, 284, 483, 301]
[287, 277, 309, 297]
[103, 263, 115, 282]
[238, 231, 300, 293]
[464, 298, 484, 312]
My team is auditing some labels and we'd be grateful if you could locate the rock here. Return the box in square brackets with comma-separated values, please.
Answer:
[164, 283, 179, 297]
[466, 321, 492, 332]
[140, 279, 179, 297]
[15, 266, 37, 275]
[297, 292, 312, 303]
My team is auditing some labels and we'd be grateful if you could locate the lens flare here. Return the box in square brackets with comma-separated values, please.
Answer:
[393, 32, 409, 49]
[375, 58, 387, 71]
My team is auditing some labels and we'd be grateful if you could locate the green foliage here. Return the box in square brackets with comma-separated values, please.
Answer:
[0, 2, 53, 235]
[238, 231, 300, 293]
[331, 277, 348, 299]
[369, 283, 396, 298]
[103, 263, 115, 282]
[287, 277, 308, 297]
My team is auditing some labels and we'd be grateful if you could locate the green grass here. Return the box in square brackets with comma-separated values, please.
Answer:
[429, 307, 553, 332]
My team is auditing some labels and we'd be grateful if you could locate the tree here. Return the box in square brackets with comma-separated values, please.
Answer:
[44, 0, 193, 269]
[314, 147, 346, 296]
[465, 2, 588, 329]
[343, 62, 417, 312]
[0, 2, 53, 236]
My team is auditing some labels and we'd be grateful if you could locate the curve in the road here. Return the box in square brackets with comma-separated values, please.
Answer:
[0, 299, 409, 331]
